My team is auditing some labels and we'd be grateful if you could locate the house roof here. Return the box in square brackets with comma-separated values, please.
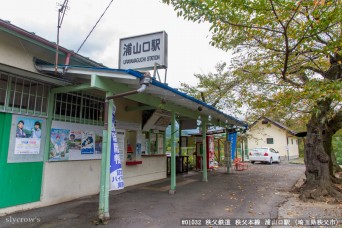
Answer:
[0, 19, 105, 68]
[249, 117, 296, 136]
[0, 62, 71, 86]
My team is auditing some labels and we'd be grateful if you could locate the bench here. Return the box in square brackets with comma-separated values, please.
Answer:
[233, 158, 248, 171]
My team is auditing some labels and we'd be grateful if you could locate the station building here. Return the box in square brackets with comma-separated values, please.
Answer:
[0, 19, 246, 215]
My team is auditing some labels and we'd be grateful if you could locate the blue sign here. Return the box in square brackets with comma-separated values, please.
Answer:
[110, 107, 124, 190]
[228, 132, 237, 160]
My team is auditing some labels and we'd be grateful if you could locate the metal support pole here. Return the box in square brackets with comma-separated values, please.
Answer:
[169, 111, 176, 194]
[241, 140, 245, 162]
[98, 130, 107, 216]
[98, 92, 113, 222]
[225, 129, 231, 174]
[178, 120, 182, 156]
[104, 93, 113, 217]
[202, 117, 207, 182]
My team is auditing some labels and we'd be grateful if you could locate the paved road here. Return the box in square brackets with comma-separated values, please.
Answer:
[0, 162, 305, 227]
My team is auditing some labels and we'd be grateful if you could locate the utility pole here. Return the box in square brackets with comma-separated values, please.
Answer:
[55, 0, 69, 74]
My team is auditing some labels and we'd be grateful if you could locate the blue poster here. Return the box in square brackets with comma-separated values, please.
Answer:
[228, 132, 237, 160]
[81, 131, 95, 154]
[110, 106, 125, 190]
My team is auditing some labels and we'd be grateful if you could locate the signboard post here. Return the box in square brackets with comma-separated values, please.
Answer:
[109, 106, 124, 191]
[98, 94, 125, 223]
[228, 132, 237, 160]
[119, 31, 168, 70]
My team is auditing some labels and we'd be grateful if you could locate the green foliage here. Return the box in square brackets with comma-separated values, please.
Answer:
[298, 138, 305, 158]
[163, 0, 342, 128]
[333, 130, 342, 164]
[179, 62, 243, 114]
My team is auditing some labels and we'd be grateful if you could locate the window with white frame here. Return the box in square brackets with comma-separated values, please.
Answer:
[0, 72, 49, 117]
[53, 92, 104, 126]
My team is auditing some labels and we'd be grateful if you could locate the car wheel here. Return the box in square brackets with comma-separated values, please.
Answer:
[269, 158, 273, 165]
[251, 161, 255, 164]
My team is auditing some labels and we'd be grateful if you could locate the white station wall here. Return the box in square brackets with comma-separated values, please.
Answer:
[40, 98, 166, 206]
[41, 160, 101, 205]
[123, 156, 166, 187]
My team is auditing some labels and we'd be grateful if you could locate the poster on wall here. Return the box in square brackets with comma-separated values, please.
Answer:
[69, 130, 82, 150]
[13, 117, 43, 155]
[81, 131, 95, 154]
[207, 136, 215, 169]
[116, 129, 125, 162]
[48, 121, 104, 161]
[49, 128, 70, 161]
[135, 131, 142, 159]
[140, 134, 146, 155]
[95, 134, 103, 154]
[157, 133, 164, 154]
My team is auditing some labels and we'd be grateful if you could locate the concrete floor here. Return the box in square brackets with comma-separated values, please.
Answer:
[0, 163, 310, 227]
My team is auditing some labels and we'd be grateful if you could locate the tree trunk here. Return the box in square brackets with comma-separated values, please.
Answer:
[300, 101, 342, 201]
[323, 110, 342, 182]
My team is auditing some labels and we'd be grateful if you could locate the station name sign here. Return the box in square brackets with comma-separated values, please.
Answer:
[119, 31, 168, 70]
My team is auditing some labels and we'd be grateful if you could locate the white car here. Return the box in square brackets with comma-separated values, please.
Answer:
[249, 147, 280, 164]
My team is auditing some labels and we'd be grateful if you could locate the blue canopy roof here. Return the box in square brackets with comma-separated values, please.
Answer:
[35, 62, 247, 129]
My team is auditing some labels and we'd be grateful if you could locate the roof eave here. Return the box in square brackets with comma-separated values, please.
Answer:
[35, 64, 246, 128]
[0, 63, 72, 86]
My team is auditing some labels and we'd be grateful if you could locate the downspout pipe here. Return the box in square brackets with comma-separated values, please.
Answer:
[62, 52, 72, 75]
[106, 72, 152, 100]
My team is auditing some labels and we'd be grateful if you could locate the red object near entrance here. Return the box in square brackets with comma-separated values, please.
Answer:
[233, 158, 248, 171]
[195, 135, 215, 170]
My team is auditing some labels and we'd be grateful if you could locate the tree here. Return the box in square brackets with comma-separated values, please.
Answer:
[163, 0, 342, 201]
[179, 62, 243, 113]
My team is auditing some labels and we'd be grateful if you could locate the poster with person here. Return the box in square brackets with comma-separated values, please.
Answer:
[69, 130, 82, 150]
[81, 131, 95, 154]
[47, 120, 125, 161]
[14, 117, 43, 155]
[49, 128, 70, 161]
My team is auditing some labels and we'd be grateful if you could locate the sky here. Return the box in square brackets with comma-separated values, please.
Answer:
[0, 0, 232, 88]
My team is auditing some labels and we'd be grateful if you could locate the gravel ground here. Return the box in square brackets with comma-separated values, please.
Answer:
[275, 174, 342, 227]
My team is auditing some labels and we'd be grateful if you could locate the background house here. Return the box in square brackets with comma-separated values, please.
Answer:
[247, 117, 299, 160]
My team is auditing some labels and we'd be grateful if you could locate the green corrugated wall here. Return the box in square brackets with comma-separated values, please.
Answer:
[0, 112, 43, 208]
